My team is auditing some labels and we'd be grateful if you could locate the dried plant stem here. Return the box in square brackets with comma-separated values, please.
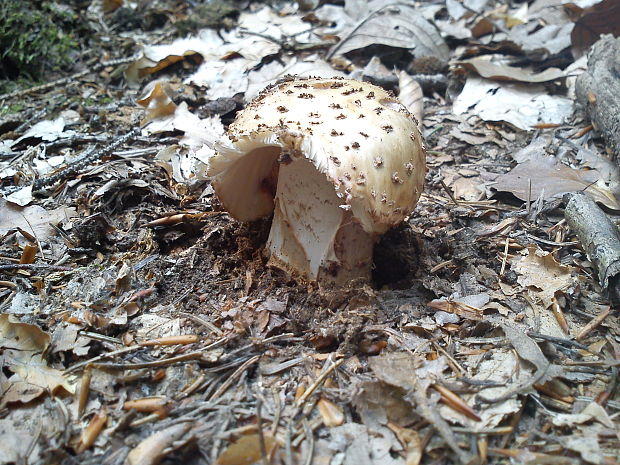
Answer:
[34, 128, 141, 190]
[0, 263, 72, 272]
[576, 307, 612, 340]
[0, 56, 137, 101]
[209, 355, 261, 400]
[295, 358, 344, 409]
[256, 398, 269, 465]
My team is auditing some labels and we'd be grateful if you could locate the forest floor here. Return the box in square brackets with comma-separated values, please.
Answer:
[0, 1, 619, 464]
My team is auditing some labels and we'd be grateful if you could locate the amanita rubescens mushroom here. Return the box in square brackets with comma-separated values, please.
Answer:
[208, 77, 426, 285]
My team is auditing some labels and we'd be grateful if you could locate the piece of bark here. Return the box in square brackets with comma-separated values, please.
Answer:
[575, 35, 620, 158]
[564, 192, 620, 306]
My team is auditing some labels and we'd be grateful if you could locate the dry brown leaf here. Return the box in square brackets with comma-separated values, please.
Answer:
[318, 398, 345, 427]
[0, 199, 76, 239]
[215, 433, 276, 465]
[325, 1, 449, 60]
[512, 245, 576, 309]
[387, 422, 422, 465]
[426, 298, 484, 321]
[493, 155, 620, 210]
[137, 80, 178, 125]
[0, 314, 74, 408]
[571, 0, 620, 58]
[397, 71, 423, 124]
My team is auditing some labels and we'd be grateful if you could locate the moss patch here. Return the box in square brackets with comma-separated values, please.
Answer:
[0, 1, 78, 86]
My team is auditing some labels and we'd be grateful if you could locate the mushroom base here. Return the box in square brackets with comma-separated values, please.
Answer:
[266, 157, 375, 286]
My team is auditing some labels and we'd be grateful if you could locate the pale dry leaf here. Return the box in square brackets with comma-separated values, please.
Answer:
[439, 349, 525, 428]
[323, 0, 449, 60]
[458, 55, 565, 83]
[5, 185, 34, 207]
[493, 154, 620, 210]
[551, 401, 615, 428]
[0, 199, 77, 240]
[125, 33, 224, 83]
[0, 314, 74, 407]
[0, 402, 50, 463]
[561, 432, 605, 465]
[12, 116, 75, 146]
[512, 245, 575, 308]
[453, 76, 573, 130]
[397, 71, 423, 124]
[133, 311, 182, 340]
[126, 423, 194, 465]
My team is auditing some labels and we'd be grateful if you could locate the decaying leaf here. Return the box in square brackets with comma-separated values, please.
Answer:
[571, 0, 620, 58]
[126, 423, 194, 465]
[215, 433, 276, 465]
[0, 314, 74, 408]
[512, 245, 577, 309]
[322, 0, 449, 60]
[458, 55, 565, 83]
[0, 199, 76, 238]
[493, 154, 620, 210]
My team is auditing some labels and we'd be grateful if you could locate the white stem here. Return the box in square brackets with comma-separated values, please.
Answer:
[266, 157, 374, 285]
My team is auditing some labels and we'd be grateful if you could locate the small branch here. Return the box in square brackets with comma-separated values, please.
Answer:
[0, 263, 72, 273]
[34, 128, 141, 190]
[564, 192, 620, 305]
[0, 56, 138, 101]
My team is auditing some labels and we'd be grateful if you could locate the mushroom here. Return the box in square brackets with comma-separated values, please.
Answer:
[207, 77, 426, 285]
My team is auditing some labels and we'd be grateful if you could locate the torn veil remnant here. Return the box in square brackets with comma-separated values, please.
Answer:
[207, 77, 426, 285]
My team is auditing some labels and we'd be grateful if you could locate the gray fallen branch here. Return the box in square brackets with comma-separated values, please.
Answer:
[1, 128, 141, 196]
[575, 35, 620, 160]
[0, 263, 72, 273]
[35, 128, 141, 190]
[564, 192, 620, 306]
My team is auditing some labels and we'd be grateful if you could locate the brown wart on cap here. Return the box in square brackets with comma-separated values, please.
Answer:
[207, 77, 426, 285]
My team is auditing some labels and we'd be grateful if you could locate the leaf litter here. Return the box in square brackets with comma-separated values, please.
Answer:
[0, 0, 619, 464]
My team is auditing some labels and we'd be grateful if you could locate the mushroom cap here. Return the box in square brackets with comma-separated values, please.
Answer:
[208, 77, 426, 234]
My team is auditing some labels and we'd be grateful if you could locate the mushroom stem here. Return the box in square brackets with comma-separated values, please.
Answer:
[266, 156, 375, 285]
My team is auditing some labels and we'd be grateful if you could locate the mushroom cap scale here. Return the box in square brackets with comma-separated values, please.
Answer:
[209, 77, 426, 235]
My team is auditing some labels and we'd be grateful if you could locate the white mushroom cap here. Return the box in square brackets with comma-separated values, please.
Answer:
[208, 77, 426, 284]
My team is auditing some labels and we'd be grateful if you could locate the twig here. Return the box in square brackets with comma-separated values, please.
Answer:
[439, 179, 460, 206]
[0, 263, 72, 272]
[565, 192, 620, 305]
[499, 236, 510, 276]
[209, 355, 261, 400]
[294, 358, 344, 409]
[302, 419, 315, 465]
[0, 56, 138, 101]
[33, 128, 141, 190]
[180, 312, 225, 336]
[256, 398, 269, 465]
[285, 418, 294, 465]
[92, 350, 204, 370]
[271, 387, 282, 436]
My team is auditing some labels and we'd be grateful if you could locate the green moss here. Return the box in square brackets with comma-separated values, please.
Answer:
[0, 1, 78, 82]
[0, 103, 25, 116]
